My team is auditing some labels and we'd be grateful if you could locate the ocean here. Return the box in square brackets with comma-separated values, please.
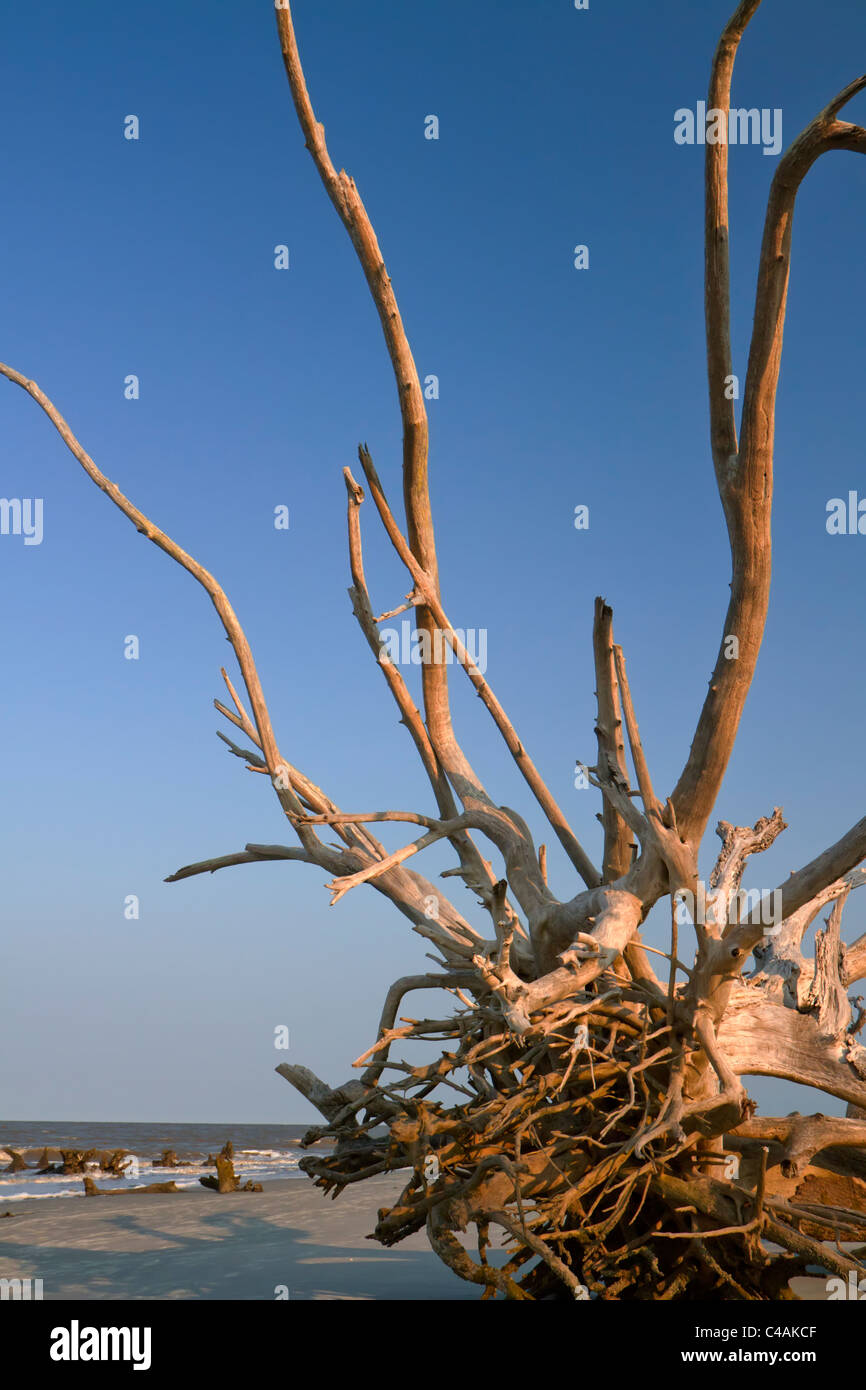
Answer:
[0, 1120, 321, 1201]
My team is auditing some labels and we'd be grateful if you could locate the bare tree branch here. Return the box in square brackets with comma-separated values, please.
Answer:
[704, 0, 762, 469]
[593, 599, 633, 882]
[673, 70, 866, 842]
[274, 0, 481, 809]
[357, 445, 601, 888]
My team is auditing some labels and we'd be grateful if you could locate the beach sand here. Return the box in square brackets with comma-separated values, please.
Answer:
[0, 1175, 484, 1300]
[0, 1175, 840, 1300]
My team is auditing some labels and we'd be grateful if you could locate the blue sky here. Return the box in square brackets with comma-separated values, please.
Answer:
[2, 0, 865, 1122]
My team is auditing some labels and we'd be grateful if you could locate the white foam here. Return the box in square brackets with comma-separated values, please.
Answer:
[2, 1189, 81, 1201]
[0, 1149, 303, 1201]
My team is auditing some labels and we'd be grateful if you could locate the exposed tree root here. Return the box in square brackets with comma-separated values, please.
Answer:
[287, 975, 866, 1299]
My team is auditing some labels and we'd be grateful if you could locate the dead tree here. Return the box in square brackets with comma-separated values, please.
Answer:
[83, 1177, 180, 1197]
[4, 0, 866, 1298]
[198, 1151, 261, 1194]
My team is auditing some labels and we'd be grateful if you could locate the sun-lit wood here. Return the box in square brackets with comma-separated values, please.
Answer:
[3, 0, 866, 1298]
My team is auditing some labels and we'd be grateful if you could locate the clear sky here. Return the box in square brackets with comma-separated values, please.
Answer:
[2, 0, 865, 1123]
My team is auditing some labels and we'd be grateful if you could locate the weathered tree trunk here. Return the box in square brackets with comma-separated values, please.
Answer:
[153, 1150, 191, 1169]
[84, 1177, 180, 1197]
[100, 1150, 132, 1177]
[198, 1148, 261, 1194]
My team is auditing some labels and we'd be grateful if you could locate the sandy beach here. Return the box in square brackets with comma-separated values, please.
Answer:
[1, 1172, 842, 1301]
[0, 1175, 484, 1301]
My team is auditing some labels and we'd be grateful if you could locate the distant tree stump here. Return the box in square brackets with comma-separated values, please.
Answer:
[199, 1153, 240, 1193]
[198, 1147, 260, 1193]
[59, 1149, 100, 1175]
[99, 1150, 131, 1177]
[153, 1149, 191, 1168]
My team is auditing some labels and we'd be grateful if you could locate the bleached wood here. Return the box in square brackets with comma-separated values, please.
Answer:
[4, 0, 866, 1299]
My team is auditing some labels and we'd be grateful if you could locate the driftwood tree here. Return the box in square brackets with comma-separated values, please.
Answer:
[5, 0, 866, 1299]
